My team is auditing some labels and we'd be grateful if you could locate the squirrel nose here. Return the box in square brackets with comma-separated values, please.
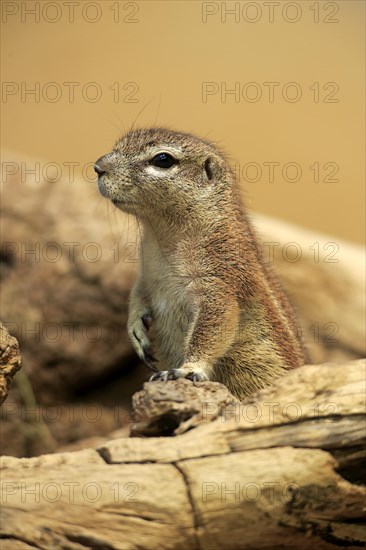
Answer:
[94, 155, 109, 176]
[94, 164, 105, 176]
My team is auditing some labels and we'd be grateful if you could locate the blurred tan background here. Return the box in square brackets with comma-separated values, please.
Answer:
[1, 0, 365, 244]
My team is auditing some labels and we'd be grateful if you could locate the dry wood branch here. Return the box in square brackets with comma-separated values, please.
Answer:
[1, 360, 365, 550]
[0, 322, 21, 406]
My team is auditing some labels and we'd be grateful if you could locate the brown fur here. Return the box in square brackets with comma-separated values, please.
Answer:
[95, 128, 307, 400]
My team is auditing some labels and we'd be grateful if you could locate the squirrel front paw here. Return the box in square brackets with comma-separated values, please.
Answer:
[149, 361, 210, 383]
[128, 313, 157, 369]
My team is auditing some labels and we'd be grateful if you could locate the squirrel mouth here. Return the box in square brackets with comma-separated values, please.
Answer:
[111, 199, 126, 205]
[111, 198, 134, 210]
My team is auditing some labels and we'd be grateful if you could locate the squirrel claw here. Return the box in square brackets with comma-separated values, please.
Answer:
[149, 368, 209, 383]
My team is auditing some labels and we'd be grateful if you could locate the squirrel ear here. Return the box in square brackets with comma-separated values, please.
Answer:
[202, 155, 225, 184]
[203, 157, 214, 181]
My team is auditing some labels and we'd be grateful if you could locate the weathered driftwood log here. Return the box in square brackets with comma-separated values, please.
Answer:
[1, 360, 365, 550]
[0, 322, 21, 406]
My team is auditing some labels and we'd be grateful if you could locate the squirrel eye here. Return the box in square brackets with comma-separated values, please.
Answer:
[150, 153, 177, 169]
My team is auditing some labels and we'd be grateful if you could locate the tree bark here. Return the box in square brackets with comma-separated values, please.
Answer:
[1, 359, 365, 550]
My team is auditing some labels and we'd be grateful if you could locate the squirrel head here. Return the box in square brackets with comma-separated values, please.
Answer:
[95, 127, 234, 223]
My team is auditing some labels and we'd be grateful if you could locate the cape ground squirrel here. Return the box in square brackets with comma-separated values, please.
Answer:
[95, 128, 307, 400]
